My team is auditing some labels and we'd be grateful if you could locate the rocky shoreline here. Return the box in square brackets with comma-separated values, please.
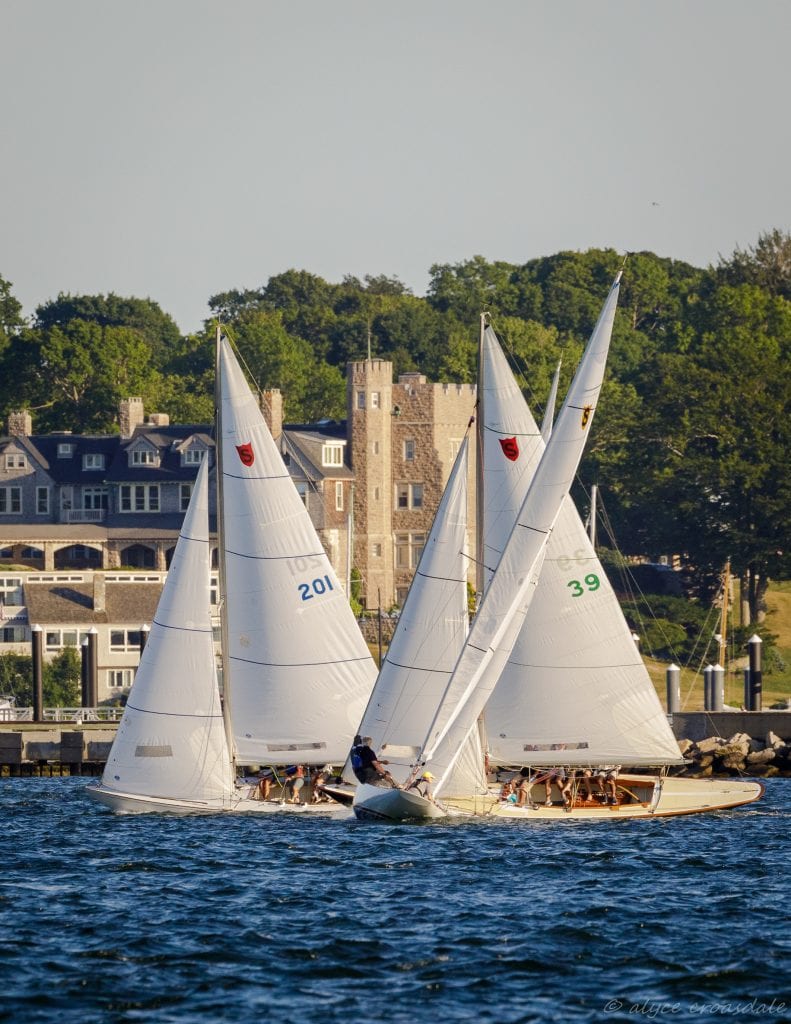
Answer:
[677, 731, 791, 778]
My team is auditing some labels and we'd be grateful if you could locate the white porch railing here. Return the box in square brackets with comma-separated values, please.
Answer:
[64, 509, 107, 523]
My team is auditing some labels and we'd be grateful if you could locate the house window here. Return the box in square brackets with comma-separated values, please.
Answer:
[322, 444, 344, 467]
[371, 392, 380, 409]
[4, 453, 26, 470]
[0, 487, 21, 514]
[36, 487, 50, 515]
[82, 487, 108, 510]
[120, 484, 160, 512]
[130, 449, 157, 466]
[357, 392, 366, 410]
[110, 629, 142, 652]
[180, 483, 193, 511]
[45, 629, 90, 651]
[404, 439, 415, 461]
[296, 482, 308, 506]
[395, 533, 426, 569]
[182, 449, 204, 465]
[82, 453, 105, 470]
[108, 669, 133, 689]
[0, 578, 24, 604]
[396, 483, 423, 510]
[57, 443, 75, 458]
[335, 481, 344, 511]
[1, 626, 25, 644]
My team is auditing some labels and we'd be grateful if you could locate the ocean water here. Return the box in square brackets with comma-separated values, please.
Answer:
[0, 779, 788, 1024]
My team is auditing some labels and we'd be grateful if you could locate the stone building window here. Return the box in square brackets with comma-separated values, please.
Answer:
[372, 441, 380, 455]
[395, 532, 425, 569]
[371, 392, 380, 409]
[357, 392, 366, 409]
[396, 483, 423, 510]
[403, 439, 415, 461]
[335, 481, 344, 511]
[372, 543, 382, 557]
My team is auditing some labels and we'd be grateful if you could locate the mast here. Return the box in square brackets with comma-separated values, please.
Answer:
[475, 312, 487, 603]
[215, 325, 236, 772]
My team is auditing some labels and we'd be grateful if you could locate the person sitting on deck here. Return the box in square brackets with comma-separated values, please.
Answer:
[257, 767, 277, 801]
[283, 764, 306, 804]
[350, 736, 394, 787]
[594, 766, 621, 804]
[310, 765, 333, 803]
[515, 769, 537, 808]
[500, 778, 517, 803]
[538, 767, 567, 807]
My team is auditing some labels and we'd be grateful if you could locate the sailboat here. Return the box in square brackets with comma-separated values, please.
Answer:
[352, 272, 764, 821]
[88, 332, 377, 813]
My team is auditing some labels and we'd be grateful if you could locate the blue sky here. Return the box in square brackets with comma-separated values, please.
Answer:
[4, 0, 789, 333]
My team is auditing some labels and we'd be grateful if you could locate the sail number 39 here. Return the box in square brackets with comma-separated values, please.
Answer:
[567, 574, 600, 597]
[298, 575, 335, 601]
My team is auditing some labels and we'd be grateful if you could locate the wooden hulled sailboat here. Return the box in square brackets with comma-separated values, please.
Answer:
[353, 273, 763, 822]
[88, 332, 377, 813]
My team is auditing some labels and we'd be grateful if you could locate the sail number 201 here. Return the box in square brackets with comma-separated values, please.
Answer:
[298, 575, 335, 601]
[567, 574, 600, 597]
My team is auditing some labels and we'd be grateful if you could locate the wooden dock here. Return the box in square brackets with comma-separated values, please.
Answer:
[0, 722, 117, 776]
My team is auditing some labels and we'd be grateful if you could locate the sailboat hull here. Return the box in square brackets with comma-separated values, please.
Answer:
[85, 781, 352, 816]
[443, 774, 765, 820]
[352, 783, 449, 821]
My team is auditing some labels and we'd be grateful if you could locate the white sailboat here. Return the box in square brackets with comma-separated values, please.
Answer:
[353, 272, 763, 821]
[88, 332, 377, 813]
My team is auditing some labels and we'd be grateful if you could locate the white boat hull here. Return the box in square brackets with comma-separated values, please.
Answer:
[352, 782, 449, 821]
[86, 781, 352, 817]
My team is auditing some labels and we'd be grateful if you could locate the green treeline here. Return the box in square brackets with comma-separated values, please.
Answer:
[1, 232, 789, 620]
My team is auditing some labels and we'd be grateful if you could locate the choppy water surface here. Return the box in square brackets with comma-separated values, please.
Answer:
[0, 779, 788, 1024]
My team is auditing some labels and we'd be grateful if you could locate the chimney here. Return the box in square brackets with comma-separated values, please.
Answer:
[261, 389, 283, 440]
[147, 413, 170, 427]
[7, 410, 32, 437]
[93, 573, 106, 614]
[119, 398, 145, 439]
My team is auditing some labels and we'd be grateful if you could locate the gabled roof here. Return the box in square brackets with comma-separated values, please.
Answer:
[282, 422, 353, 481]
[24, 581, 163, 625]
[4, 434, 119, 482]
[105, 426, 215, 484]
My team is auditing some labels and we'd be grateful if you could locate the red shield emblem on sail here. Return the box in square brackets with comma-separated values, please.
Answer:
[236, 442, 255, 467]
[499, 437, 519, 462]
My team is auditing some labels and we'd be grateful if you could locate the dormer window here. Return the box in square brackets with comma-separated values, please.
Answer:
[57, 443, 75, 458]
[83, 453, 105, 471]
[322, 444, 344, 468]
[130, 449, 157, 467]
[182, 449, 205, 466]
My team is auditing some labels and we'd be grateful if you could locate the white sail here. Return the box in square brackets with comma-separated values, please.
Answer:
[481, 318, 681, 767]
[347, 437, 473, 785]
[218, 336, 377, 765]
[421, 274, 623, 795]
[99, 459, 235, 806]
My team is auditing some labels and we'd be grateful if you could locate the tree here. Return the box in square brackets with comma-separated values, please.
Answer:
[0, 273, 25, 351]
[717, 229, 791, 300]
[43, 648, 81, 705]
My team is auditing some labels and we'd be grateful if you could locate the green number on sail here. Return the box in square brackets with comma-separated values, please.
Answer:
[567, 574, 600, 597]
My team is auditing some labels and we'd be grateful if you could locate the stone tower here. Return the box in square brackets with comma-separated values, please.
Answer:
[348, 360, 394, 608]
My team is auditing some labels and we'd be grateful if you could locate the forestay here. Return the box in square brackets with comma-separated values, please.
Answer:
[100, 459, 235, 806]
[218, 337, 377, 765]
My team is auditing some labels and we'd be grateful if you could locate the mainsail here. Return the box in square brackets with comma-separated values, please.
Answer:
[99, 459, 235, 807]
[217, 336, 378, 765]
